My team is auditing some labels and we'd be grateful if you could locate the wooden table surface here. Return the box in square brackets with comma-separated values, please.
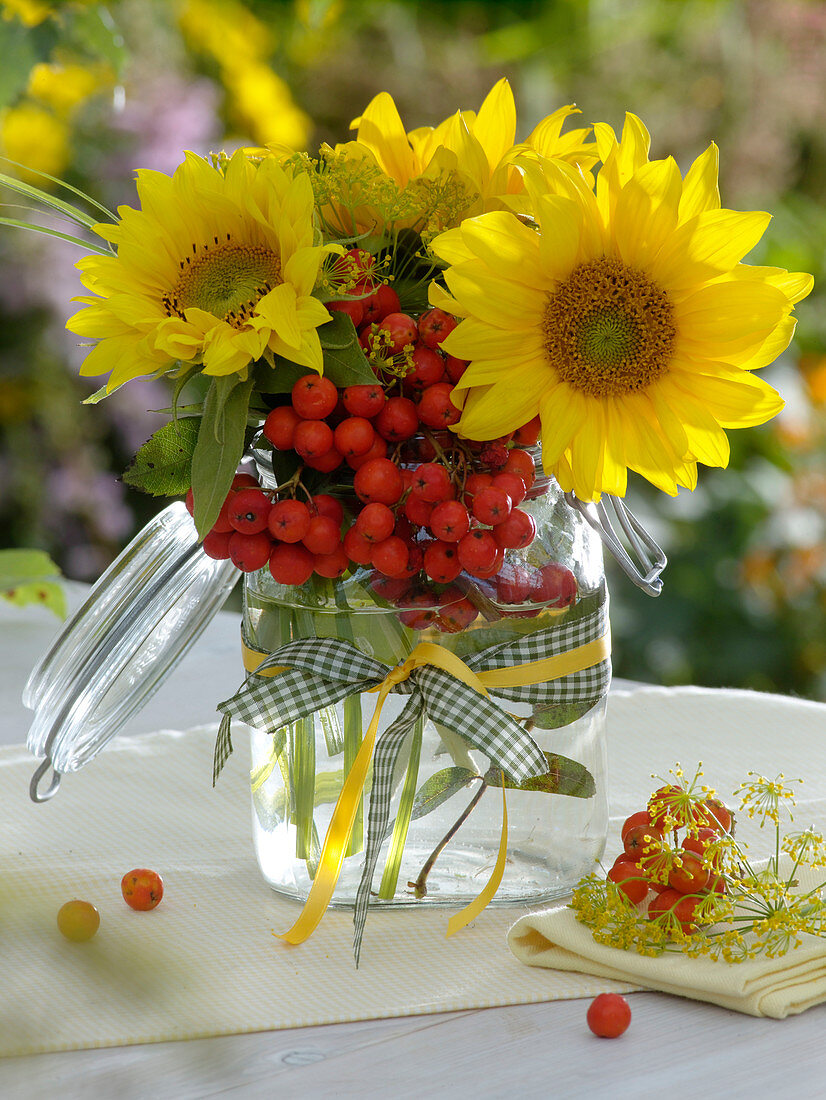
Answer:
[2, 586, 825, 1099]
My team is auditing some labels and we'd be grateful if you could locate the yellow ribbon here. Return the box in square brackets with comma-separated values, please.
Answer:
[242, 645, 285, 676]
[255, 629, 610, 947]
[446, 775, 509, 937]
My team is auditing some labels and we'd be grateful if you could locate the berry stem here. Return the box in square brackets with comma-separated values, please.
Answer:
[408, 777, 488, 898]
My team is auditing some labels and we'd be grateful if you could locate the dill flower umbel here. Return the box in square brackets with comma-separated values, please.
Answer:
[67, 150, 335, 388]
[734, 772, 800, 825]
[318, 79, 596, 238]
[571, 764, 826, 964]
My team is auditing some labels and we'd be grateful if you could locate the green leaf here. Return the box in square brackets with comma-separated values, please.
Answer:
[433, 721, 477, 771]
[190, 376, 254, 537]
[317, 309, 359, 350]
[149, 402, 205, 417]
[0, 171, 100, 228]
[382, 765, 478, 842]
[0, 550, 65, 619]
[317, 314, 376, 387]
[0, 549, 62, 585]
[82, 385, 111, 405]
[410, 766, 478, 821]
[531, 698, 600, 730]
[254, 355, 309, 395]
[1, 581, 65, 618]
[122, 418, 200, 497]
[484, 752, 595, 798]
[392, 276, 432, 316]
[269, 445, 302, 488]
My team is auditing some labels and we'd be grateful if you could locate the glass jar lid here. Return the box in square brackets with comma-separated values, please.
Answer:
[25, 503, 238, 800]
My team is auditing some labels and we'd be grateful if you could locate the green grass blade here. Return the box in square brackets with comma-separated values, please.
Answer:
[0, 215, 112, 254]
[343, 694, 364, 856]
[291, 716, 317, 862]
[0, 157, 117, 222]
[0, 173, 101, 228]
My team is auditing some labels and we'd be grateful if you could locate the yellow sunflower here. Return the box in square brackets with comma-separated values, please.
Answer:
[326, 79, 596, 235]
[430, 114, 813, 501]
[68, 150, 334, 390]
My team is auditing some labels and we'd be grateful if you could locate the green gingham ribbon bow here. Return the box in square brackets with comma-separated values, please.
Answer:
[214, 601, 610, 963]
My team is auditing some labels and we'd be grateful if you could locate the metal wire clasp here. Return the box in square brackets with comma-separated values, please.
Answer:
[564, 492, 667, 596]
[30, 758, 61, 802]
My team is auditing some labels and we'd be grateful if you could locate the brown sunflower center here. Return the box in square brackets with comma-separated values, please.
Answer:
[163, 239, 282, 326]
[542, 258, 676, 397]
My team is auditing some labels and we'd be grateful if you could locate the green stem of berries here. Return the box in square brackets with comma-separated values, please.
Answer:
[408, 777, 488, 899]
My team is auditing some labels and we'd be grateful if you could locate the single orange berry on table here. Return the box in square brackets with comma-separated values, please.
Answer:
[57, 899, 100, 941]
[121, 868, 164, 911]
[586, 993, 632, 1038]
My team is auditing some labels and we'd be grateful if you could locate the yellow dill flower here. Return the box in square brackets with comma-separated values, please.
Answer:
[67, 151, 335, 389]
[27, 61, 113, 118]
[0, 102, 70, 182]
[735, 772, 800, 826]
[646, 763, 713, 832]
[342, 79, 595, 234]
[429, 113, 813, 502]
[782, 829, 826, 868]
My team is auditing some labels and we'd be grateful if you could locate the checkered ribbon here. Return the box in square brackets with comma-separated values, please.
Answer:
[214, 601, 610, 785]
[217, 635, 547, 782]
[353, 694, 425, 964]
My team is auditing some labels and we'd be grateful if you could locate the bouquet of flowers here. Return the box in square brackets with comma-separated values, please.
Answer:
[7, 79, 812, 960]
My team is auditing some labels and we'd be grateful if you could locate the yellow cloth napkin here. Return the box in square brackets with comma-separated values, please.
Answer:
[508, 867, 826, 1019]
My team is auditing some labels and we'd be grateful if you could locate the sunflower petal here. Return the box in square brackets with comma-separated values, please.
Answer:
[728, 265, 814, 305]
[536, 194, 586, 281]
[455, 359, 549, 438]
[537, 384, 588, 465]
[668, 360, 785, 427]
[613, 157, 681, 268]
[726, 315, 797, 370]
[442, 317, 545, 362]
[354, 92, 416, 186]
[253, 283, 301, 348]
[444, 263, 546, 329]
[650, 208, 771, 291]
[458, 211, 548, 287]
[527, 105, 583, 155]
[472, 78, 517, 172]
[678, 143, 720, 221]
[428, 281, 469, 316]
[674, 280, 788, 358]
[656, 376, 731, 467]
[429, 227, 476, 266]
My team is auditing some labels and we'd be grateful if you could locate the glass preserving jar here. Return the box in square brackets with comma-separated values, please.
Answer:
[242, 447, 610, 910]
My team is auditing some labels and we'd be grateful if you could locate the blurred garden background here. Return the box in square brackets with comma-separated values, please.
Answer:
[0, 0, 823, 699]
